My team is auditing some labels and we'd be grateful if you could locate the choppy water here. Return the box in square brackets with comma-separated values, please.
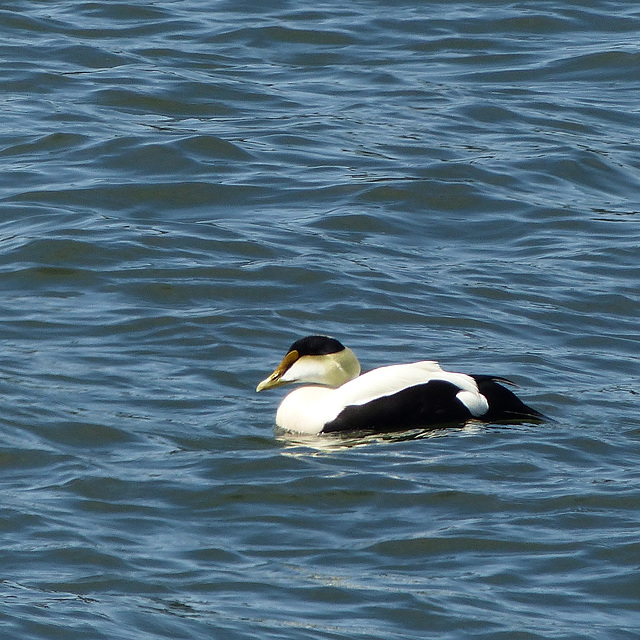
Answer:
[1, 1, 640, 638]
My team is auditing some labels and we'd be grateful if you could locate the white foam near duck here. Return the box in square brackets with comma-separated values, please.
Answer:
[256, 335, 543, 435]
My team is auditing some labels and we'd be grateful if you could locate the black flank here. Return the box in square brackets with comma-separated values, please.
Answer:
[321, 380, 473, 433]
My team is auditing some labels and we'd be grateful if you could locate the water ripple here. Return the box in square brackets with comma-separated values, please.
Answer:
[1, 1, 640, 639]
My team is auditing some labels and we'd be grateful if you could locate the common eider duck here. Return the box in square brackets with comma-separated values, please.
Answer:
[256, 335, 543, 434]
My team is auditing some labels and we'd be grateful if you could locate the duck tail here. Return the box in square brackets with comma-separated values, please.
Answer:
[471, 375, 545, 422]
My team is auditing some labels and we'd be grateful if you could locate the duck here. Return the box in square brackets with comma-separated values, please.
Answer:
[256, 335, 543, 434]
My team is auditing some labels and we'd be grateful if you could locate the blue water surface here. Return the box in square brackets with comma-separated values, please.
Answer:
[1, 1, 639, 638]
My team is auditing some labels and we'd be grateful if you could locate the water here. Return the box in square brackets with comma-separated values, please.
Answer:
[1, 1, 639, 638]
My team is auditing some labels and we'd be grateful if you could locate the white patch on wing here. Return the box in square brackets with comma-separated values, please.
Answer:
[456, 390, 489, 417]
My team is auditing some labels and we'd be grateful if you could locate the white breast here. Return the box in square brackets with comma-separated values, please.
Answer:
[275, 386, 335, 434]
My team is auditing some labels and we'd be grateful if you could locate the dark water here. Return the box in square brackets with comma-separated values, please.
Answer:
[1, 1, 639, 638]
